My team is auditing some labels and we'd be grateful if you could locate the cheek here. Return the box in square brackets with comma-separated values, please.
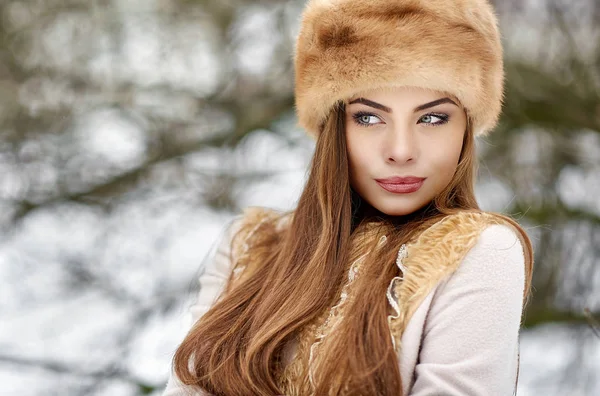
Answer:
[346, 133, 378, 193]
[346, 145, 361, 187]
[345, 131, 369, 173]
[429, 135, 463, 176]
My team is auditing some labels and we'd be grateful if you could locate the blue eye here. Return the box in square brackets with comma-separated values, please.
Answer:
[352, 112, 381, 127]
[419, 113, 450, 126]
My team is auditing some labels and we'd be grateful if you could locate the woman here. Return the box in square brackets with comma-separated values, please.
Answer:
[163, 0, 534, 395]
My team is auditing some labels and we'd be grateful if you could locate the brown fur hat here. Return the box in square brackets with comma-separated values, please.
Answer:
[294, 0, 504, 138]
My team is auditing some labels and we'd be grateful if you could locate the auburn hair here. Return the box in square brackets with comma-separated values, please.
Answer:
[172, 102, 534, 395]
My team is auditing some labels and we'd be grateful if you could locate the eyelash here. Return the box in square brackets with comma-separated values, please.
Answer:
[351, 111, 450, 128]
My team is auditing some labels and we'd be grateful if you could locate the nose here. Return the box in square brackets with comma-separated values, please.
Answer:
[384, 124, 417, 164]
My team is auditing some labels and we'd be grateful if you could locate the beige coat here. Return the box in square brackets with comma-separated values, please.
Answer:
[162, 210, 527, 395]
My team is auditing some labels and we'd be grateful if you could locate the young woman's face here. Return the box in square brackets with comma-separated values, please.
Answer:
[345, 86, 467, 216]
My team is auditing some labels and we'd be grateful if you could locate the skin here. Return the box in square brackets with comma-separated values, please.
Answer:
[345, 86, 467, 216]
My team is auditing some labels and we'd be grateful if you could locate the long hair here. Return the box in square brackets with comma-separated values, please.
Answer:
[172, 102, 534, 395]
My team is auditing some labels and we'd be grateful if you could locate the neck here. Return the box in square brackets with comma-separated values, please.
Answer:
[351, 192, 437, 232]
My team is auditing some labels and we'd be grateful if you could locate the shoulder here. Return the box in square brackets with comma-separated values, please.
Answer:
[417, 220, 527, 336]
[402, 210, 528, 303]
[229, 206, 291, 258]
[404, 210, 521, 271]
[456, 211, 528, 278]
[438, 220, 526, 299]
[224, 206, 292, 286]
[237, 206, 291, 232]
[420, 210, 528, 255]
[440, 210, 526, 279]
[464, 222, 525, 276]
[476, 222, 524, 252]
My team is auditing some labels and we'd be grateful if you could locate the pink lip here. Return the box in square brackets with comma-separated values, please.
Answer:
[376, 176, 425, 184]
[375, 176, 425, 194]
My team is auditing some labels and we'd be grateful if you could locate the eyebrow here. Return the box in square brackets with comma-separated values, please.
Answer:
[347, 97, 458, 113]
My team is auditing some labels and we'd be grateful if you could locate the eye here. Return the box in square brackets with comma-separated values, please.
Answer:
[352, 111, 382, 127]
[418, 113, 450, 126]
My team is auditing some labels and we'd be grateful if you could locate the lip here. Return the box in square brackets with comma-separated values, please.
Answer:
[375, 176, 426, 194]
[375, 176, 425, 184]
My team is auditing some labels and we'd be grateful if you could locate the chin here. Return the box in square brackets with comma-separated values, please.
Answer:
[376, 207, 419, 217]
[371, 202, 422, 217]
[369, 196, 432, 217]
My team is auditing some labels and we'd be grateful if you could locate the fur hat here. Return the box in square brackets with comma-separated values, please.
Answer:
[294, 0, 505, 138]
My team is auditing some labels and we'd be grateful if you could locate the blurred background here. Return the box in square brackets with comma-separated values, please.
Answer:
[0, 0, 598, 395]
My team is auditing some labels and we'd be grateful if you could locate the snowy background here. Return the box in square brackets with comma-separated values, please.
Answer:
[0, 0, 599, 395]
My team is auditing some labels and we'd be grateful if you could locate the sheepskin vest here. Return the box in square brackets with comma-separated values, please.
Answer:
[230, 208, 528, 395]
